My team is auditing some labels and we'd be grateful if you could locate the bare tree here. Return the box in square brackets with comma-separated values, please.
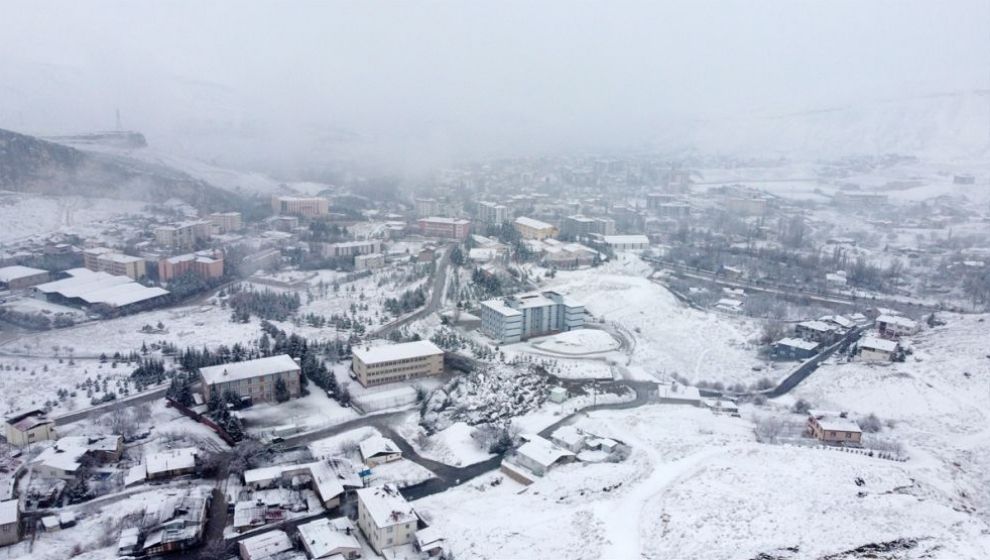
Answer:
[754, 415, 786, 444]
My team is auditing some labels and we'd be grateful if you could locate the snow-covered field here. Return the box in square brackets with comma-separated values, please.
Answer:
[540, 256, 768, 385]
[418, 404, 990, 559]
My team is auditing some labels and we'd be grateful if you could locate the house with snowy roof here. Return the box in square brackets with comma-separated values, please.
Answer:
[807, 413, 862, 445]
[359, 434, 402, 467]
[356, 484, 419, 554]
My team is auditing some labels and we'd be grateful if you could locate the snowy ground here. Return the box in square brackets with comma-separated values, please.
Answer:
[539, 256, 770, 386]
[239, 390, 358, 435]
[788, 313, 990, 525]
[0, 192, 147, 244]
[529, 330, 620, 356]
[417, 404, 990, 559]
[396, 421, 495, 468]
[307, 426, 436, 487]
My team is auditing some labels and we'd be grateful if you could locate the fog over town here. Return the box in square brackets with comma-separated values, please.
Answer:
[0, 1, 989, 559]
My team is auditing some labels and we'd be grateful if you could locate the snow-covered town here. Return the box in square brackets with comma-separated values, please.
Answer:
[2, 3, 990, 559]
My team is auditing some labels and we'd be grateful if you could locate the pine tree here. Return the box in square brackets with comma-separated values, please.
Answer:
[274, 378, 290, 403]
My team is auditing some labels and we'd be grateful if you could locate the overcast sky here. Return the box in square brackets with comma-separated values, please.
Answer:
[0, 1, 987, 168]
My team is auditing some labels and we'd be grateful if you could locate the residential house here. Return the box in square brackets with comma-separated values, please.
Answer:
[772, 338, 820, 360]
[859, 336, 899, 362]
[356, 484, 418, 555]
[5, 410, 56, 447]
[238, 530, 294, 560]
[503, 434, 576, 480]
[795, 320, 838, 344]
[0, 500, 20, 546]
[550, 426, 585, 453]
[807, 414, 862, 445]
[876, 315, 919, 338]
[145, 447, 198, 480]
[359, 435, 402, 467]
[298, 517, 363, 559]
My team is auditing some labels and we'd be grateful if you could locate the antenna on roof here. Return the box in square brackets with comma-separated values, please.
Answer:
[115, 108, 122, 131]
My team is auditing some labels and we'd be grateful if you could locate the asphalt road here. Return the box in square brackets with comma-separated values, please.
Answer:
[373, 243, 452, 338]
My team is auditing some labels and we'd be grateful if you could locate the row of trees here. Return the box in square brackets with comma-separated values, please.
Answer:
[225, 284, 301, 322]
[384, 287, 427, 315]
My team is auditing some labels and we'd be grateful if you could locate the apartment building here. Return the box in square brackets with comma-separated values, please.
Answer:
[207, 211, 243, 233]
[560, 215, 615, 238]
[158, 252, 224, 282]
[477, 201, 509, 225]
[311, 239, 382, 259]
[415, 198, 442, 218]
[155, 221, 212, 251]
[271, 196, 329, 218]
[199, 355, 301, 403]
[513, 216, 557, 240]
[356, 485, 418, 555]
[480, 291, 585, 343]
[83, 248, 147, 280]
[354, 253, 386, 271]
[417, 217, 471, 240]
[351, 341, 444, 387]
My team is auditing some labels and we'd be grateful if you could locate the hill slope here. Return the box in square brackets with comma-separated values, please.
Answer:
[0, 127, 238, 209]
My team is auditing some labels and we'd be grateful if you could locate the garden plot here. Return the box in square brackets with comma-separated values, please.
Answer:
[542, 256, 766, 386]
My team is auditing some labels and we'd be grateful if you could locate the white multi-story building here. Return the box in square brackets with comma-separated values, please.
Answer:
[480, 291, 585, 343]
[477, 201, 509, 225]
[356, 484, 418, 554]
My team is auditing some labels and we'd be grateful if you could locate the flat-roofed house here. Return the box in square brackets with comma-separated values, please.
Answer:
[199, 355, 301, 403]
[351, 341, 444, 387]
[5, 409, 56, 447]
[356, 484, 418, 555]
